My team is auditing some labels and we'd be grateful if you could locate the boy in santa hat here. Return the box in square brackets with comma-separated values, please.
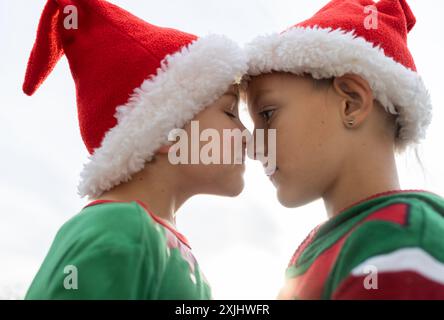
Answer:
[243, 0, 444, 299]
[23, 0, 248, 299]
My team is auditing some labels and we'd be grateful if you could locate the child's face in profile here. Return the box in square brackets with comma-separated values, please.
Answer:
[246, 72, 349, 208]
[165, 85, 248, 198]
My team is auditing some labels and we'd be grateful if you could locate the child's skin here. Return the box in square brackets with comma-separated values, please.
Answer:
[94, 85, 247, 224]
[246, 72, 400, 218]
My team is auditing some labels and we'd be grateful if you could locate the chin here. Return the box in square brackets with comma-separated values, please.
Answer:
[218, 173, 245, 197]
[226, 178, 245, 197]
[277, 195, 300, 208]
[276, 187, 311, 208]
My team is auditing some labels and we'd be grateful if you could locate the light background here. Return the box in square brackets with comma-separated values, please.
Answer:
[0, 0, 443, 299]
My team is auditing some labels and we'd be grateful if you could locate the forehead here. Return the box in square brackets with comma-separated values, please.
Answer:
[245, 72, 315, 102]
[244, 73, 286, 109]
[225, 84, 240, 96]
[245, 73, 278, 91]
[217, 85, 240, 111]
[245, 72, 292, 98]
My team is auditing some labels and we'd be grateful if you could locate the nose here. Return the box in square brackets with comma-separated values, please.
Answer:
[251, 127, 268, 161]
[236, 120, 249, 149]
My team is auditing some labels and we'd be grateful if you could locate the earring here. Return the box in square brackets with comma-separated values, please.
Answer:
[346, 118, 355, 127]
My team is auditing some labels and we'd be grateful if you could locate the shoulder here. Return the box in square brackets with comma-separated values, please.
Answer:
[325, 192, 444, 298]
[25, 201, 171, 299]
[347, 192, 444, 246]
[56, 201, 165, 250]
[339, 193, 444, 266]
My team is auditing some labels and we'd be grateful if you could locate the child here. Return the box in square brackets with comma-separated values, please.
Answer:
[23, 0, 247, 299]
[244, 0, 444, 299]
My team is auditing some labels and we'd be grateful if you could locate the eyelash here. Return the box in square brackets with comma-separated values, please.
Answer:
[225, 111, 237, 119]
[259, 108, 275, 122]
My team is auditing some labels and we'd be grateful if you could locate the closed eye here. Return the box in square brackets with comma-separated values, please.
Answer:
[225, 111, 237, 119]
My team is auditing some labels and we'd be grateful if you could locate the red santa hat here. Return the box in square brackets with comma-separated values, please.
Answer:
[23, 0, 247, 199]
[245, 0, 431, 151]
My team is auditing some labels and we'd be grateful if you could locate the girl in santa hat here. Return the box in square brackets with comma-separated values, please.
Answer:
[243, 0, 444, 299]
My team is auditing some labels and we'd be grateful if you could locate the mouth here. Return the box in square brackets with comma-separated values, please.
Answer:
[240, 145, 247, 164]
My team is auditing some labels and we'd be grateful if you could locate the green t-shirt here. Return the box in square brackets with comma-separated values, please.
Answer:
[25, 200, 212, 300]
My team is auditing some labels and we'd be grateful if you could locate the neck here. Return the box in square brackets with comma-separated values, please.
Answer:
[92, 158, 190, 225]
[322, 143, 400, 219]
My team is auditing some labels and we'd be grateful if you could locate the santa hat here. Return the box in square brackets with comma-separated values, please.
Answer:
[23, 0, 247, 199]
[245, 0, 431, 151]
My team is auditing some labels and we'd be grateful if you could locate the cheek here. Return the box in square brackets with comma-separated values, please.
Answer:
[274, 113, 318, 163]
[282, 105, 335, 154]
[204, 122, 237, 163]
[275, 109, 337, 180]
[190, 117, 245, 168]
[278, 123, 343, 202]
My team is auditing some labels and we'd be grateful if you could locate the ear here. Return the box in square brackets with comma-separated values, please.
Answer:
[332, 74, 374, 129]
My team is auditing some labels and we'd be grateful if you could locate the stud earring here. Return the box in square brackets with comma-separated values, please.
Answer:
[346, 118, 355, 127]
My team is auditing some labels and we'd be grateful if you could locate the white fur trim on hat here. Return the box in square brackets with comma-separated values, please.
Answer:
[78, 34, 247, 199]
[245, 26, 432, 151]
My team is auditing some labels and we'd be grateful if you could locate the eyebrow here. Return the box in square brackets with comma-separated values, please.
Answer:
[250, 89, 273, 110]
[223, 91, 240, 104]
